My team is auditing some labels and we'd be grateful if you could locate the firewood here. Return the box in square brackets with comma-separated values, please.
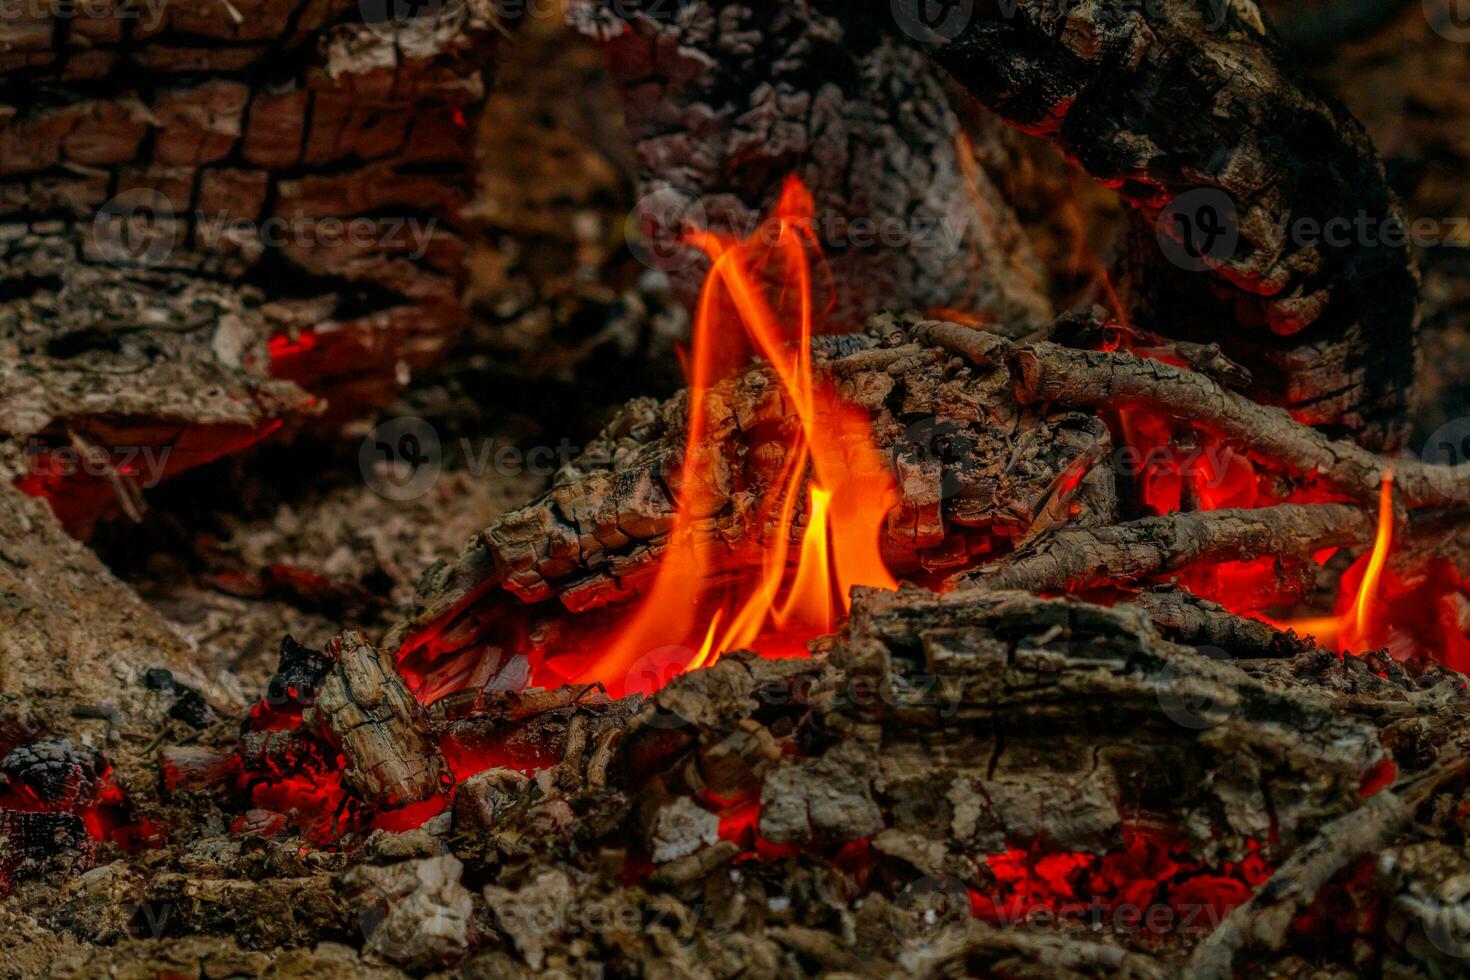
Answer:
[953, 504, 1373, 594]
[0, 0, 505, 535]
[303, 631, 448, 810]
[929, 0, 1419, 450]
[567, 0, 1052, 329]
[392, 324, 1118, 690]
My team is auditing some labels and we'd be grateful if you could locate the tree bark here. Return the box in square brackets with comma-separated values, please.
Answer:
[925, 0, 1420, 450]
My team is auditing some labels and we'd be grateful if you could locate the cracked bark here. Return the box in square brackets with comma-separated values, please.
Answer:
[566, 0, 1052, 330]
[0, 0, 505, 533]
[927, 0, 1419, 450]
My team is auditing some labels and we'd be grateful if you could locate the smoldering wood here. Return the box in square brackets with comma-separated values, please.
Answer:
[952, 504, 1372, 594]
[391, 322, 1119, 691]
[928, 0, 1420, 450]
[565, 0, 1052, 330]
[304, 631, 449, 809]
[0, 0, 505, 530]
[1187, 745, 1470, 978]
[919, 319, 1470, 508]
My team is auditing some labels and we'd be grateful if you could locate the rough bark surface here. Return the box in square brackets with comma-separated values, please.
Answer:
[928, 0, 1420, 449]
[0, 0, 505, 534]
[566, 0, 1052, 330]
[391, 320, 1118, 694]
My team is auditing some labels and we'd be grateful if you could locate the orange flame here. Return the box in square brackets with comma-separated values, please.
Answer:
[1276, 470, 1395, 652]
[582, 177, 899, 693]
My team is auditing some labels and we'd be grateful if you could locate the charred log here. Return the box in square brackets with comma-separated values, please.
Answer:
[926, 0, 1420, 450]
[565, 0, 1052, 330]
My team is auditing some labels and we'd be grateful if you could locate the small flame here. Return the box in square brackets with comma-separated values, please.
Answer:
[581, 177, 899, 694]
[1276, 470, 1394, 652]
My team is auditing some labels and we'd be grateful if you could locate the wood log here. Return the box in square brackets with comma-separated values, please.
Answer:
[391, 322, 1118, 696]
[0, 0, 506, 535]
[303, 630, 448, 809]
[927, 0, 1420, 450]
[565, 0, 1052, 330]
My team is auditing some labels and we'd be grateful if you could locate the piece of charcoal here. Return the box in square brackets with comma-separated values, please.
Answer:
[0, 738, 106, 810]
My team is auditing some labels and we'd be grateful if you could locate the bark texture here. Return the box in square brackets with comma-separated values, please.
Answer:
[928, 0, 1420, 449]
[0, 0, 505, 534]
[391, 320, 1118, 696]
[566, 0, 1052, 330]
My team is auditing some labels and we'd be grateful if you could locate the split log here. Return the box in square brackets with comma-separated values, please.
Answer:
[928, 0, 1420, 449]
[565, 0, 1052, 329]
[391, 323, 1118, 697]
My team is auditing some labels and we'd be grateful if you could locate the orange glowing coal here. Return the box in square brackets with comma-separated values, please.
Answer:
[586, 177, 899, 694]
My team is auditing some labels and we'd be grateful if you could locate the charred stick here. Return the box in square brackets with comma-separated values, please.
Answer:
[1125, 590, 1319, 659]
[951, 504, 1372, 594]
[303, 631, 448, 810]
[1187, 745, 1470, 979]
[1008, 341, 1468, 507]
[927, 0, 1418, 449]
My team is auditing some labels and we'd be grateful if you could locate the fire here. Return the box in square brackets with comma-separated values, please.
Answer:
[582, 177, 899, 694]
[1275, 471, 1395, 653]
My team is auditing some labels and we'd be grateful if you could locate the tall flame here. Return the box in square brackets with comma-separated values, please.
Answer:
[1277, 470, 1395, 652]
[583, 178, 899, 694]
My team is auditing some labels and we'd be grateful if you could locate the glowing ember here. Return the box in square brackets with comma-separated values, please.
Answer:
[576, 177, 899, 695]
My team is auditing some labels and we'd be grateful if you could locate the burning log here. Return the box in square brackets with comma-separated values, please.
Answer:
[929, 0, 1420, 449]
[568, 0, 1052, 328]
[393, 316, 1117, 700]
[304, 632, 449, 811]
